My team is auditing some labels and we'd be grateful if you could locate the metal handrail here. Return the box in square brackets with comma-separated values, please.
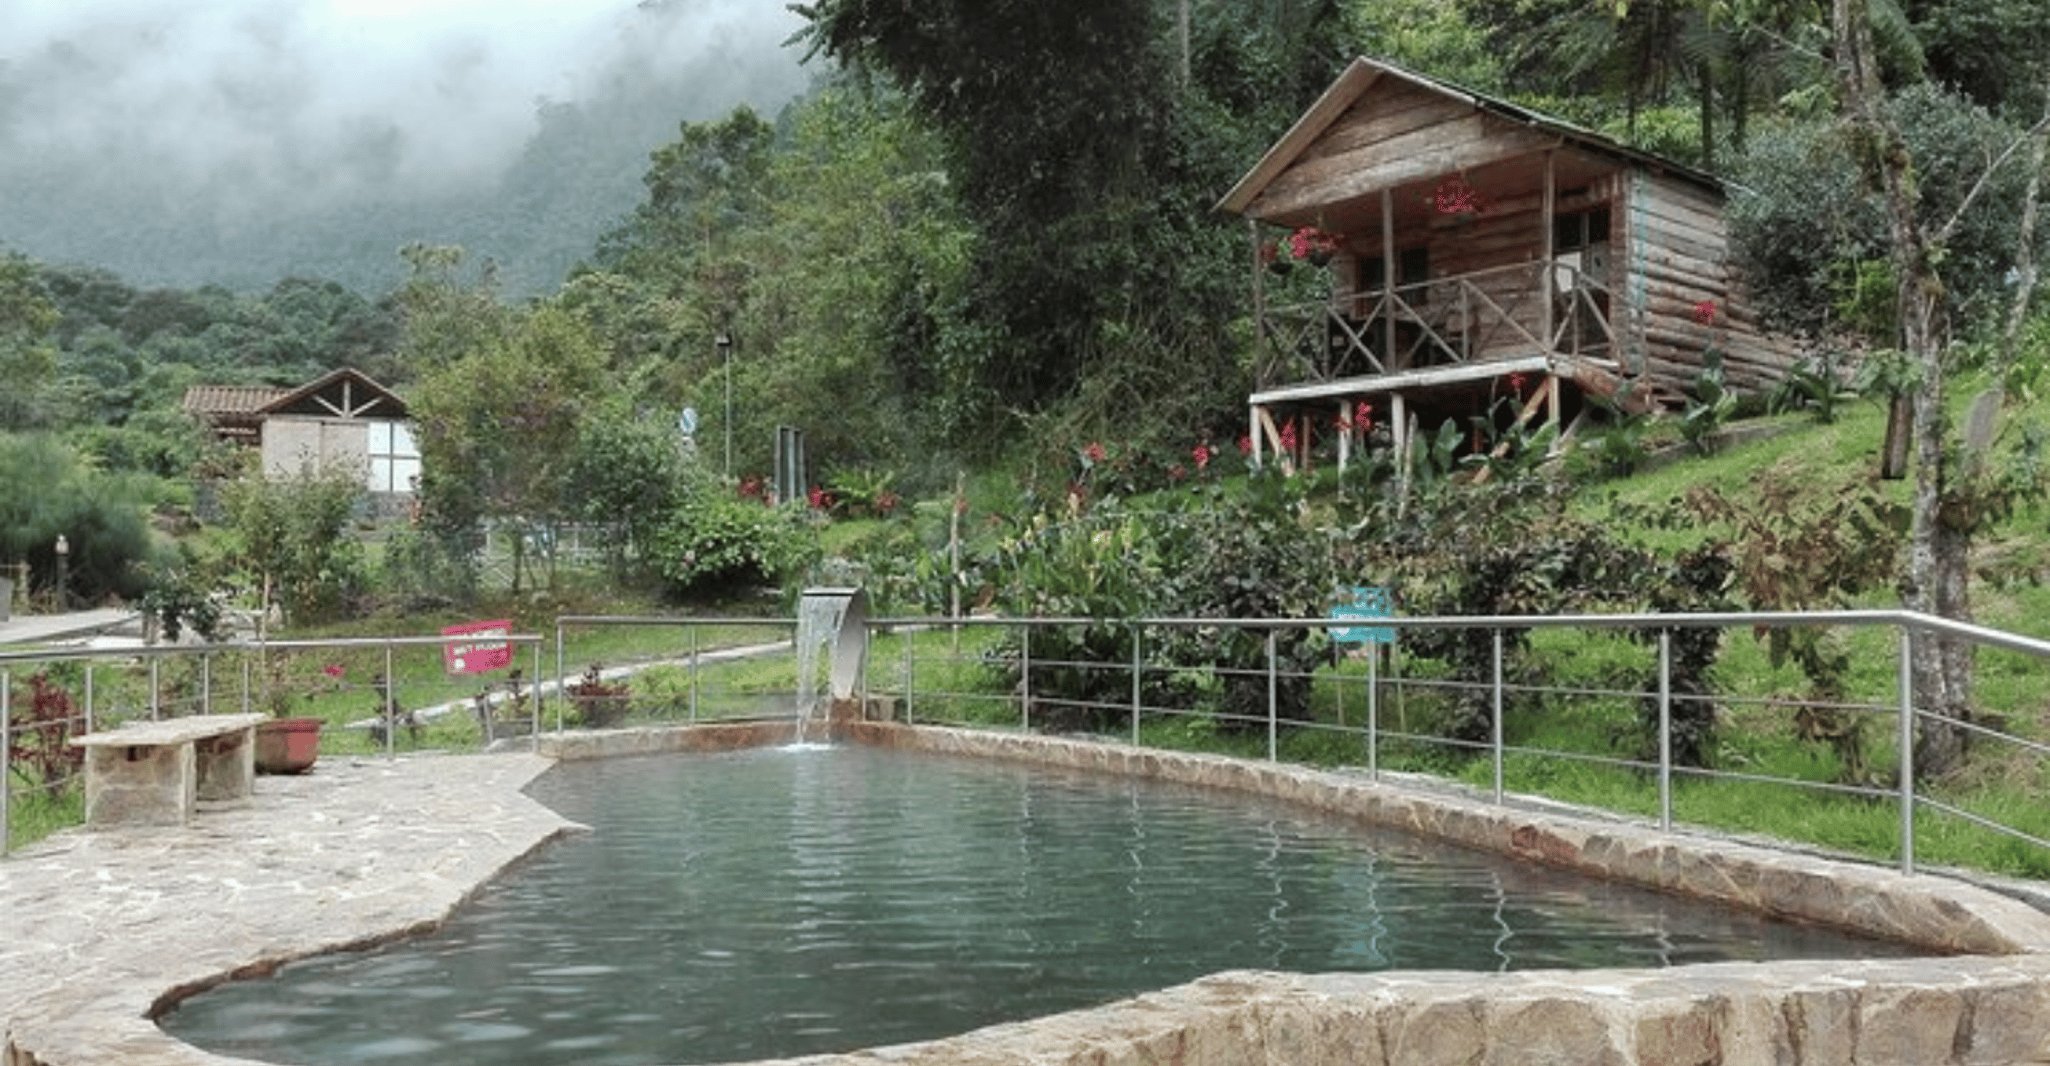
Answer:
[868, 608, 2050, 876]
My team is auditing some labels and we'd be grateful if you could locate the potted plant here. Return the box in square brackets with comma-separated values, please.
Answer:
[1282, 226, 1342, 268]
[473, 669, 536, 743]
[567, 663, 632, 729]
[254, 658, 331, 775]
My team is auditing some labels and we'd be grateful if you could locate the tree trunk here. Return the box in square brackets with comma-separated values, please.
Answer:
[1834, 0, 1972, 777]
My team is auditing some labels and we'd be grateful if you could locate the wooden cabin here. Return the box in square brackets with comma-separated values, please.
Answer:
[1218, 57, 1798, 472]
[184, 367, 420, 500]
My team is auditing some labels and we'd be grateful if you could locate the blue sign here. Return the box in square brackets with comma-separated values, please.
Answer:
[1329, 586, 1394, 644]
[677, 407, 699, 437]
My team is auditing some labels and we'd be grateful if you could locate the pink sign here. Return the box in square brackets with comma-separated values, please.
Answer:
[442, 619, 513, 674]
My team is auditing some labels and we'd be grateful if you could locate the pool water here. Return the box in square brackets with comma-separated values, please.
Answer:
[162, 744, 1919, 1066]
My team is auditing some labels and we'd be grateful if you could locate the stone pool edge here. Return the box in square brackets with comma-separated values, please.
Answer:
[4, 721, 2048, 1065]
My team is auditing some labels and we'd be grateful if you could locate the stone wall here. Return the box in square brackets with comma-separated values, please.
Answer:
[10, 725, 2050, 1066]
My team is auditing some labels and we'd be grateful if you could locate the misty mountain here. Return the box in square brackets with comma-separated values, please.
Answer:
[0, 0, 812, 297]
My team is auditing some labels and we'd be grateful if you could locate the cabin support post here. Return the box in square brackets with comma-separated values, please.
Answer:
[1391, 391, 1409, 497]
[1381, 187, 1397, 370]
[1249, 404, 1264, 469]
[1337, 400, 1351, 471]
[1250, 218, 1269, 385]
[1541, 150, 1556, 357]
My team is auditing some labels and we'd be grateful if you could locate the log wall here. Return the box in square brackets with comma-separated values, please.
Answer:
[1624, 171, 1799, 396]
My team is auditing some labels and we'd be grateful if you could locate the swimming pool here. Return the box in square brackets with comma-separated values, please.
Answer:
[160, 743, 1918, 1066]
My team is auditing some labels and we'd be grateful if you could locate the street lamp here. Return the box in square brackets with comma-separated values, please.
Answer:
[717, 330, 734, 479]
[54, 534, 69, 612]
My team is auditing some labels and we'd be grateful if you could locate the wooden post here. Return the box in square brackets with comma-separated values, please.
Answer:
[1337, 400, 1351, 472]
[1382, 187, 1398, 370]
[1391, 392, 1409, 499]
[1250, 218, 1269, 386]
[1541, 149, 1556, 355]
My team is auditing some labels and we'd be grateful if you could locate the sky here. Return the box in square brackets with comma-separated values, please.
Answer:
[0, 0, 813, 286]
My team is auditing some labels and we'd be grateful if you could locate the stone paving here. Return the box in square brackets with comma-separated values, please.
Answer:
[2, 752, 576, 1066]
[8, 724, 2050, 1065]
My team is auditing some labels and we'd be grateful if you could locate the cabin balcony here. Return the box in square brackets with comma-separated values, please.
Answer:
[1248, 257, 1653, 474]
[1258, 258, 1617, 387]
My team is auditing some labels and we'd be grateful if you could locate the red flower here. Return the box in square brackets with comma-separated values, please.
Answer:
[1693, 299, 1717, 325]
[806, 485, 833, 511]
[1433, 176, 1485, 215]
[1082, 441, 1106, 463]
[322, 664, 344, 679]
[1279, 421, 1300, 452]
[1509, 372, 1529, 396]
[1356, 401, 1373, 432]
[1191, 443, 1212, 470]
[1236, 435, 1254, 456]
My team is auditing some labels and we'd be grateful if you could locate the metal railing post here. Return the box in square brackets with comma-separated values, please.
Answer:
[532, 639, 543, 752]
[85, 665, 95, 733]
[1367, 642, 1378, 781]
[1492, 629, 1504, 804]
[240, 655, 250, 716]
[555, 620, 566, 737]
[149, 657, 161, 721]
[201, 653, 212, 715]
[3, 669, 12, 857]
[903, 632, 915, 726]
[384, 642, 396, 761]
[688, 627, 699, 723]
[1020, 626, 1032, 733]
[1131, 626, 1142, 746]
[1899, 627, 1916, 875]
[1658, 629, 1673, 832]
[1266, 629, 1278, 762]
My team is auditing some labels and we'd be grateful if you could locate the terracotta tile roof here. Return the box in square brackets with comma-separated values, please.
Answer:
[181, 384, 291, 418]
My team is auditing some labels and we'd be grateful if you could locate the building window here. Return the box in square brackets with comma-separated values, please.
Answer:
[367, 421, 421, 493]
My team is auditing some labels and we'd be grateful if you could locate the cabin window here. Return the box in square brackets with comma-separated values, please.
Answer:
[367, 420, 422, 493]
[1357, 249, 1430, 302]
[1553, 207, 1611, 253]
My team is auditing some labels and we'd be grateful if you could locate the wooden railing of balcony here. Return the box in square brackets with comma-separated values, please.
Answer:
[1259, 259, 1616, 388]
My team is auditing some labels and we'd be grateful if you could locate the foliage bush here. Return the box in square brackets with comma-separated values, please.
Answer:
[1727, 84, 2048, 336]
[221, 465, 369, 625]
[647, 487, 817, 602]
[0, 433, 157, 604]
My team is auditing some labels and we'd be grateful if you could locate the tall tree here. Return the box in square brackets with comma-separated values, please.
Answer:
[1833, 0, 2050, 775]
[0, 250, 60, 429]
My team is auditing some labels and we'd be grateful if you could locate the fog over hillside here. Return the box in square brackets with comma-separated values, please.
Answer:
[0, 0, 812, 295]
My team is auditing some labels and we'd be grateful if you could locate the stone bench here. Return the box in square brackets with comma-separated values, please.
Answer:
[69, 713, 270, 828]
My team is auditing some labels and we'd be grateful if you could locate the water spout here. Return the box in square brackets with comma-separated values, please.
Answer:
[794, 587, 866, 735]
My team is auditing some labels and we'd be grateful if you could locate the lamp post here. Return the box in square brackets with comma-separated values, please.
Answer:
[54, 534, 69, 612]
[717, 330, 734, 479]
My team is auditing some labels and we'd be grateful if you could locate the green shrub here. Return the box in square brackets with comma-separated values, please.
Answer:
[0, 432, 157, 604]
[648, 490, 816, 601]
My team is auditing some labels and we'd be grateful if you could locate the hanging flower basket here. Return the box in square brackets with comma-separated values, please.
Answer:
[1275, 226, 1342, 270]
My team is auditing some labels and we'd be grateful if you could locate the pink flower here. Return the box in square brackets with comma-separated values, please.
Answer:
[807, 485, 833, 511]
[1509, 372, 1529, 396]
[1279, 420, 1299, 452]
[1355, 401, 1373, 431]
[1693, 300, 1717, 325]
[1082, 441, 1107, 463]
[322, 664, 344, 679]
[1191, 443, 1212, 470]
[1236, 435, 1254, 456]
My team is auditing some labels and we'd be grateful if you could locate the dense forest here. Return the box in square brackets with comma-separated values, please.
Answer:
[2, 0, 2048, 622]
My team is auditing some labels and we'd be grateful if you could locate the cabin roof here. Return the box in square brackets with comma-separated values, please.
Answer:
[256, 366, 409, 420]
[1217, 55, 1724, 222]
[182, 368, 407, 440]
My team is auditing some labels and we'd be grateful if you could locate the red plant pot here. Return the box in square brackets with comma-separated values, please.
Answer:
[256, 717, 323, 775]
